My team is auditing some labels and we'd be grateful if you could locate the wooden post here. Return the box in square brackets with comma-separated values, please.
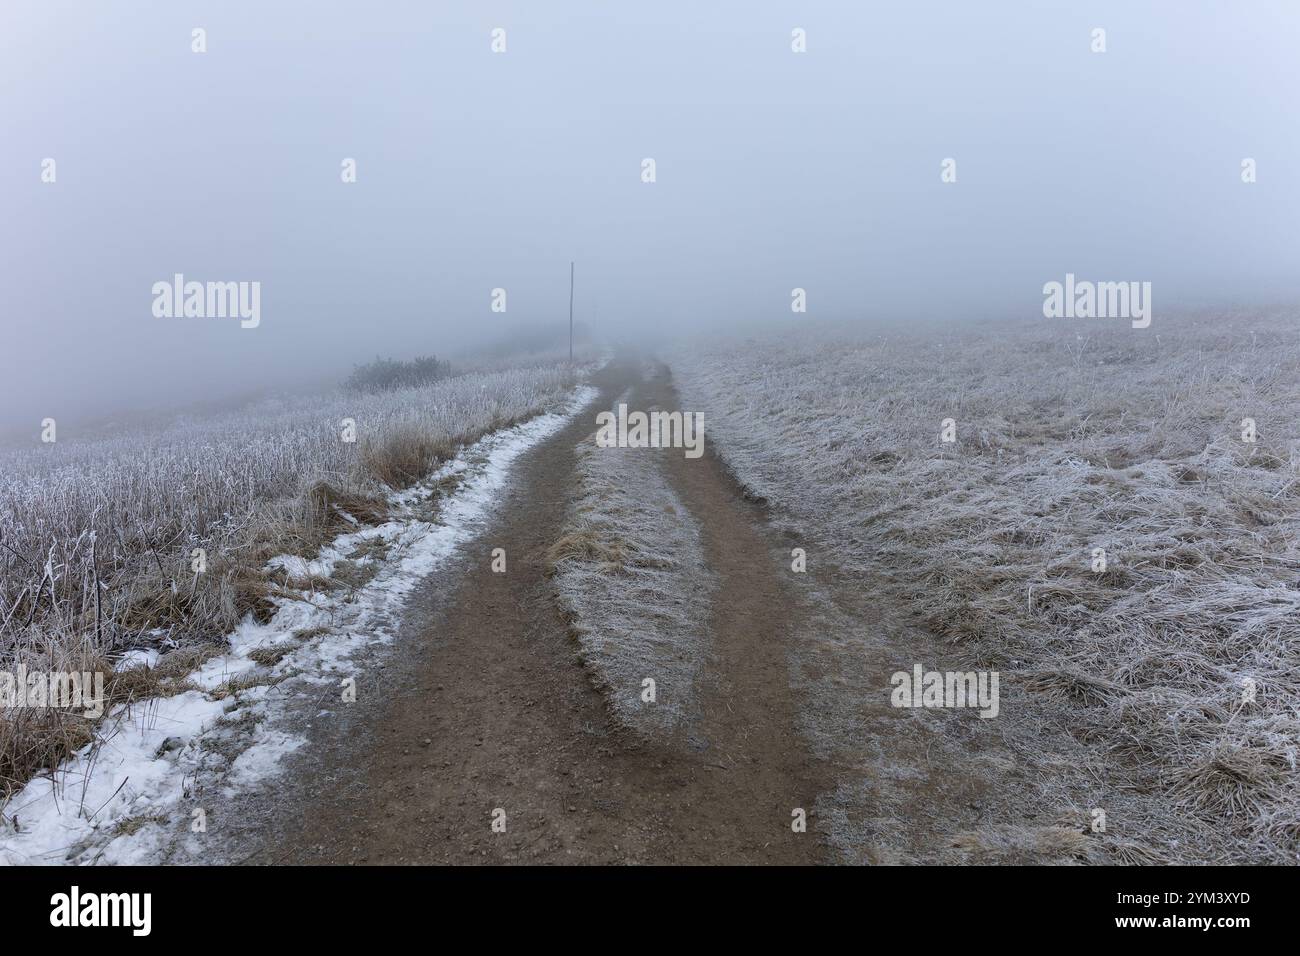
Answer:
[568, 261, 575, 363]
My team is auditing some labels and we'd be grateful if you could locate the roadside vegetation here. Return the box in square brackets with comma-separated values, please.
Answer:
[549, 386, 715, 736]
[0, 360, 581, 795]
[672, 309, 1300, 863]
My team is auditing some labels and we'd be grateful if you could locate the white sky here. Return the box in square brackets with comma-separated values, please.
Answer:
[2, 0, 1298, 426]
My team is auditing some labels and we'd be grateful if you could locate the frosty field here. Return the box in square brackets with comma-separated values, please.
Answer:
[5, 314, 1298, 868]
[670, 309, 1300, 863]
[0, 361, 583, 798]
[1, 385, 599, 864]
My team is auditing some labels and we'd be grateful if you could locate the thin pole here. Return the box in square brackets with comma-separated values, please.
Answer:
[568, 261, 574, 363]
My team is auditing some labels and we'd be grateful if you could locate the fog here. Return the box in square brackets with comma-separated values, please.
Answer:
[3, 0, 1298, 430]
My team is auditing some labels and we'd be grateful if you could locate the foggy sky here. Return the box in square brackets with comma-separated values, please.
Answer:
[3, 1, 1299, 430]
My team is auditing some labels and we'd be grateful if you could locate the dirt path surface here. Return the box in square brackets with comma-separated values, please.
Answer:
[257, 358, 829, 864]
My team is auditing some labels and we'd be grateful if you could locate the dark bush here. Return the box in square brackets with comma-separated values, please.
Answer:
[345, 355, 452, 393]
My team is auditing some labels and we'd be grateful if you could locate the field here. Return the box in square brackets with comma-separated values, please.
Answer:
[0, 361, 582, 795]
[5, 311, 1298, 866]
[670, 309, 1300, 863]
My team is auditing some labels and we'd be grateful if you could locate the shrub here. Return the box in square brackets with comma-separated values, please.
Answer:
[344, 355, 452, 393]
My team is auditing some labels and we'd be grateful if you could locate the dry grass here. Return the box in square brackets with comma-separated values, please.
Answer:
[0, 361, 582, 795]
[303, 481, 391, 531]
[359, 428, 456, 490]
[0, 635, 226, 795]
[248, 641, 298, 668]
[207, 670, 283, 701]
[672, 307, 1300, 863]
[550, 428, 715, 736]
[948, 825, 1099, 865]
[546, 529, 632, 573]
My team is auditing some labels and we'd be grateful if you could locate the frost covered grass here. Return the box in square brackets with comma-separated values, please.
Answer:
[0, 362, 580, 795]
[549, 393, 715, 737]
[0, 386, 597, 863]
[672, 309, 1300, 863]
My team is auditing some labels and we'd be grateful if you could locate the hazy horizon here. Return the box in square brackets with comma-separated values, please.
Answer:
[4, 0, 1299, 429]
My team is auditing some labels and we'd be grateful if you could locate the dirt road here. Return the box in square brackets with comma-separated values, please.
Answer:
[253, 358, 828, 864]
